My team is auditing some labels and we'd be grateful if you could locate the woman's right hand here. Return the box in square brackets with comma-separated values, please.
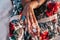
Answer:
[22, 1, 40, 37]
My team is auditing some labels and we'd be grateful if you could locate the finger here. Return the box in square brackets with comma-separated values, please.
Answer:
[31, 9, 37, 23]
[29, 9, 40, 37]
[27, 16, 31, 33]
[30, 9, 39, 28]
[31, 9, 40, 28]
[30, 9, 40, 32]
[30, 9, 40, 36]
[26, 10, 32, 33]
[29, 10, 35, 27]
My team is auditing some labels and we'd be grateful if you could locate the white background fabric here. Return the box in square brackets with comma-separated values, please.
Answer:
[0, 0, 12, 40]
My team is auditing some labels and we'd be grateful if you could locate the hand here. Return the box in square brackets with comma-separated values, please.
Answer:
[22, 2, 40, 37]
[22, 3, 36, 37]
[26, 5, 40, 37]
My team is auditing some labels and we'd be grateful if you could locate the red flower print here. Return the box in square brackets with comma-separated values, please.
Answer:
[9, 22, 15, 37]
[46, 2, 58, 17]
[40, 31, 48, 40]
[9, 22, 15, 31]
[53, 3, 58, 13]
[47, 3, 54, 10]
[46, 10, 53, 17]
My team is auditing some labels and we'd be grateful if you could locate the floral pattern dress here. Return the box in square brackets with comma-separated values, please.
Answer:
[9, 0, 60, 40]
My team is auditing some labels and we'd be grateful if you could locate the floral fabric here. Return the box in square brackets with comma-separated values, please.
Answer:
[9, 0, 60, 40]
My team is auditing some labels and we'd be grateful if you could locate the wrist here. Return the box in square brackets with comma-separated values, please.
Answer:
[29, 1, 39, 9]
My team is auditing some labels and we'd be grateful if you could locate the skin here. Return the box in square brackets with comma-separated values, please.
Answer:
[22, 0, 46, 15]
[21, 0, 46, 39]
